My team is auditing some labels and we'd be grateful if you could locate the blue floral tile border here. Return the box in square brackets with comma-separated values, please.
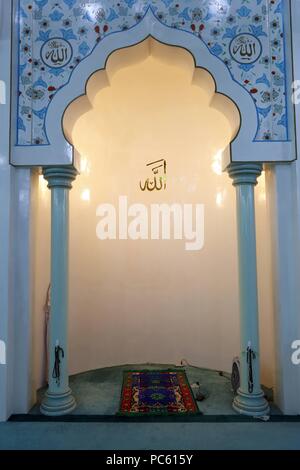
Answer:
[17, 0, 289, 146]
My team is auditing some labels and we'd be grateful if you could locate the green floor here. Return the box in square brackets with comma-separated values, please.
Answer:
[30, 364, 278, 416]
[2, 364, 299, 450]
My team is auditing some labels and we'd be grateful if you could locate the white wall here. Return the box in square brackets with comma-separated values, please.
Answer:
[33, 43, 275, 391]
[263, 0, 300, 414]
[0, 3, 14, 413]
[0, 0, 33, 420]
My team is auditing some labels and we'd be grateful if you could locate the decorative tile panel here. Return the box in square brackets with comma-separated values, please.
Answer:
[17, 0, 289, 146]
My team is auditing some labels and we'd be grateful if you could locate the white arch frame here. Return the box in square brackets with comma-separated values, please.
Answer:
[12, 8, 294, 168]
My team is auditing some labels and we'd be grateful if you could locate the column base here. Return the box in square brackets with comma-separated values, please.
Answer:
[233, 388, 270, 417]
[40, 388, 76, 416]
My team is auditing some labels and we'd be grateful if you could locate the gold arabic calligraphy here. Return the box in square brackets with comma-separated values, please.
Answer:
[140, 159, 167, 192]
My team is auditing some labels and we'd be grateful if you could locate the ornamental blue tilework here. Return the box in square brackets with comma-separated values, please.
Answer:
[17, 0, 288, 146]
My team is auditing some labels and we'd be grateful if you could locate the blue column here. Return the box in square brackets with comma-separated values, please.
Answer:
[228, 163, 269, 417]
[40, 167, 77, 416]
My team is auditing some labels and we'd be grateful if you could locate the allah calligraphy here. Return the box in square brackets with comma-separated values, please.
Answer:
[229, 34, 262, 65]
[140, 159, 167, 192]
[41, 38, 73, 69]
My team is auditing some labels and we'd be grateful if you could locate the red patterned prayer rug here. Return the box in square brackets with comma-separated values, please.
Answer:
[118, 370, 199, 416]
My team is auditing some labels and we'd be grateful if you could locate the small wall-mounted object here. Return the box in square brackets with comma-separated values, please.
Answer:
[231, 357, 241, 395]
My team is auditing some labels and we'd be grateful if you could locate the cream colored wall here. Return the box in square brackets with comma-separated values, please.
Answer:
[33, 173, 50, 393]
[33, 42, 275, 390]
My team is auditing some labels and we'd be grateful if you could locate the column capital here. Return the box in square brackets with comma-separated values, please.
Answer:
[227, 163, 262, 186]
[43, 166, 78, 190]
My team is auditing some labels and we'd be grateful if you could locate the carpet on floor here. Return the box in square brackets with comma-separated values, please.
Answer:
[118, 370, 200, 416]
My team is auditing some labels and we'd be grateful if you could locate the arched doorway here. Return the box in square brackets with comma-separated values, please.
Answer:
[63, 38, 241, 376]
[36, 33, 270, 417]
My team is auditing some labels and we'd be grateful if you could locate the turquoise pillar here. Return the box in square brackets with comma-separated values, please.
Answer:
[228, 163, 269, 417]
[40, 167, 77, 416]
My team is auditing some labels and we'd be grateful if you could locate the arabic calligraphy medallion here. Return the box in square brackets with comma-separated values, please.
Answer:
[41, 38, 73, 69]
[229, 33, 262, 65]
